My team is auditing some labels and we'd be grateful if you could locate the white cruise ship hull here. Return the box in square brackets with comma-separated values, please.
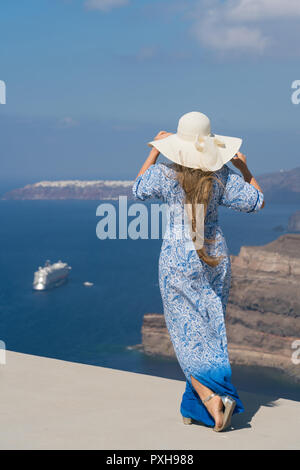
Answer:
[33, 276, 68, 291]
[33, 261, 71, 291]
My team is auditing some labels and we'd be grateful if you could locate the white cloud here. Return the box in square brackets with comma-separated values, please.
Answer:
[135, 46, 157, 60]
[193, 11, 269, 53]
[58, 117, 79, 128]
[85, 0, 129, 11]
[191, 0, 300, 55]
[228, 0, 300, 21]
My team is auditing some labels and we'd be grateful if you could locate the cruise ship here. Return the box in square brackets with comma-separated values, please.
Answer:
[33, 260, 71, 291]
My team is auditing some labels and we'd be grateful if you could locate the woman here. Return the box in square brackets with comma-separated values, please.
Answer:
[132, 112, 265, 432]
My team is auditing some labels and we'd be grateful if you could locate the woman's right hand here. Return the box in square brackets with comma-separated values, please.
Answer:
[231, 152, 247, 170]
[153, 130, 173, 141]
[148, 130, 173, 148]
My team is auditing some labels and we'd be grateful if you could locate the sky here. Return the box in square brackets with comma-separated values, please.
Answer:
[0, 0, 300, 183]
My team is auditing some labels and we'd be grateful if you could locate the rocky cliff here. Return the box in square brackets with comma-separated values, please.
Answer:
[288, 211, 300, 232]
[137, 234, 300, 382]
[2, 180, 133, 200]
[258, 167, 300, 203]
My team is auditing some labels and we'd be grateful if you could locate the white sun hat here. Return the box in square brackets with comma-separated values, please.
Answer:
[147, 111, 242, 172]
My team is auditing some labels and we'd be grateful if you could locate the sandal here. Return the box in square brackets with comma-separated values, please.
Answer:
[203, 392, 236, 432]
[181, 393, 236, 431]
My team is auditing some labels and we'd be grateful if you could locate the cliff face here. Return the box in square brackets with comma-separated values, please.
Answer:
[2, 180, 134, 200]
[258, 167, 300, 203]
[288, 211, 300, 232]
[139, 234, 300, 382]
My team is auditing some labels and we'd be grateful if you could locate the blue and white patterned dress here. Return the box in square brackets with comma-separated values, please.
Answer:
[132, 162, 264, 426]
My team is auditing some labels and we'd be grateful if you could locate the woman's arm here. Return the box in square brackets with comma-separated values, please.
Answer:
[231, 152, 265, 208]
[135, 148, 160, 180]
[135, 131, 173, 180]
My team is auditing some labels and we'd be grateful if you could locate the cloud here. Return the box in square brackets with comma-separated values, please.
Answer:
[228, 0, 300, 21]
[58, 117, 79, 128]
[135, 46, 157, 61]
[116, 45, 193, 65]
[84, 0, 129, 11]
[192, 10, 269, 54]
[191, 0, 300, 56]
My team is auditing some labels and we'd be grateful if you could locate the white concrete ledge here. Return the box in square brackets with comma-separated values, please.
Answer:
[0, 351, 299, 450]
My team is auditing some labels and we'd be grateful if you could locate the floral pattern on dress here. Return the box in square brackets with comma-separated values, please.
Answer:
[132, 162, 264, 426]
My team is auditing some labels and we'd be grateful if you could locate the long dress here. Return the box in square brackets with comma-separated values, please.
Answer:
[132, 162, 264, 426]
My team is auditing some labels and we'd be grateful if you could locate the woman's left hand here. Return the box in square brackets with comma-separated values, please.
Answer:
[231, 152, 247, 170]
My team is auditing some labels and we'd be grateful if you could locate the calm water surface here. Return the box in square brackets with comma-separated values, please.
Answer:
[0, 196, 299, 400]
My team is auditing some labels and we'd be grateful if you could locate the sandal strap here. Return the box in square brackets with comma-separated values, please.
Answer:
[202, 392, 218, 403]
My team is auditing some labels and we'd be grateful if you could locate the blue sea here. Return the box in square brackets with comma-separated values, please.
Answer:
[0, 186, 299, 400]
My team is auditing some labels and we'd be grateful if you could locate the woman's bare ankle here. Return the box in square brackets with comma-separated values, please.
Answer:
[190, 375, 214, 401]
[190, 375, 224, 427]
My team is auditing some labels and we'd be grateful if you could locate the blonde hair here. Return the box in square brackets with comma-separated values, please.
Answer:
[172, 163, 225, 267]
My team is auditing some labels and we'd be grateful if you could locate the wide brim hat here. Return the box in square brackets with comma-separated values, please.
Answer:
[148, 111, 242, 172]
